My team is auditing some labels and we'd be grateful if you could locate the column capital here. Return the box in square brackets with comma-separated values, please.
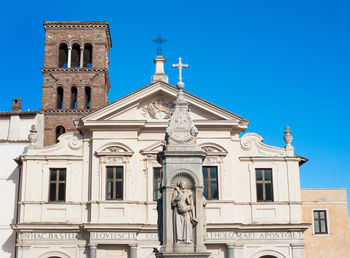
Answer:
[89, 243, 97, 248]
[290, 242, 305, 248]
[233, 242, 244, 248]
[68, 46, 72, 50]
[129, 243, 138, 248]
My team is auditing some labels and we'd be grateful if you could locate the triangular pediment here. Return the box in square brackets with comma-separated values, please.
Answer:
[140, 140, 166, 155]
[80, 81, 249, 129]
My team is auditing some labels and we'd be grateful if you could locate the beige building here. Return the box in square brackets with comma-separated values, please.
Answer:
[301, 189, 350, 258]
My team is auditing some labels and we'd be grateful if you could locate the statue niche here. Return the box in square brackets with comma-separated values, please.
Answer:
[170, 173, 198, 245]
[171, 180, 198, 244]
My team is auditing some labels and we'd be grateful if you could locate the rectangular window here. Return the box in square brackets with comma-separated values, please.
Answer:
[314, 210, 328, 234]
[49, 168, 66, 202]
[153, 167, 162, 201]
[256, 169, 273, 202]
[202, 166, 218, 200]
[106, 166, 123, 200]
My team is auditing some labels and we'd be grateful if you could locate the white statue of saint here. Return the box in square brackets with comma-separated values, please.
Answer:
[171, 180, 198, 244]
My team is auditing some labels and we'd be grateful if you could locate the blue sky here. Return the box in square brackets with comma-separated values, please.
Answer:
[1, 1, 350, 205]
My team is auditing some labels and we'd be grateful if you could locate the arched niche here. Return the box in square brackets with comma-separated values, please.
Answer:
[251, 250, 286, 258]
[39, 250, 72, 258]
[170, 169, 199, 189]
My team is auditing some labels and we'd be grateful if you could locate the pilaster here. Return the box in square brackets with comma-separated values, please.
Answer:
[16, 244, 31, 258]
[226, 244, 234, 258]
[129, 244, 138, 258]
[291, 242, 305, 258]
[89, 244, 97, 258]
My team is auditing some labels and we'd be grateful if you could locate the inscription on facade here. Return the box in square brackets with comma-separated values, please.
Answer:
[20, 232, 85, 240]
[206, 231, 303, 240]
[20, 231, 301, 242]
[90, 232, 137, 240]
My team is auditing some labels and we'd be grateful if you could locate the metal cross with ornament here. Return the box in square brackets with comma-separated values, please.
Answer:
[152, 34, 166, 56]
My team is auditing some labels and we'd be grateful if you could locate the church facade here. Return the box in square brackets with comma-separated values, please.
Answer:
[2, 21, 349, 258]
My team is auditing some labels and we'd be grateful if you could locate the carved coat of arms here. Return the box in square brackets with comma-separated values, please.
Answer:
[142, 98, 172, 119]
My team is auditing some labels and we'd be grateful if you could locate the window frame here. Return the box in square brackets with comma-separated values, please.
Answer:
[255, 168, 274, 202]
[153, 167, 163, 201]
[202, 166, 219, 200]
[312, 209, 330, 235]
[48, 168, 66, 202]
[106, 166, 124, 200]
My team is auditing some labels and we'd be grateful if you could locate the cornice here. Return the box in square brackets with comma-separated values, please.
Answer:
[41, 68, 108, 73]
[12, 222, 310, 232]
[43, 21, 112, 48]
[21, 155, 83, 161]
[43, 109, 92, 114]
[239, 156, 308, 166]
[11, 223, 81, 231]
[0, 139, 30, 143]
[0, 110, 41, 117]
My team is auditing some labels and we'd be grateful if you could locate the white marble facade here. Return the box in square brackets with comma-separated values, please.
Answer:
[12, 72, 309, 258]
[0, 109, 43, 258]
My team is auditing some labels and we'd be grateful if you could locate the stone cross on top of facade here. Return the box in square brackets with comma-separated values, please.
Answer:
[152, 34, 166, 56]
[172, 57, 189, 83]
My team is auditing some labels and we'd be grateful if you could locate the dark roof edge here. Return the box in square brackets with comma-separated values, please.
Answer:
[0, 110, 41, 117]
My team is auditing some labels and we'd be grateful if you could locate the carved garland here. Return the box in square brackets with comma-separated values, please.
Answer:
[95, 144, 134, 157]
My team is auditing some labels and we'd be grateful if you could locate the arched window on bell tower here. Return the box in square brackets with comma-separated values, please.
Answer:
[83, 43, 93, 68]
[71, 43, 81, 68]
[85, 86, 91, 109]
[70, 86, 77, 109]
[58, 43, 68, 68]
[56, 86, 64, 109]
[55, 126, 65, 143]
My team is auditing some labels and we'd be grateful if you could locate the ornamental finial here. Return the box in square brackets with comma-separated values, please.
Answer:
[283, 125, 293, 149]
[166, 58, 198, 147]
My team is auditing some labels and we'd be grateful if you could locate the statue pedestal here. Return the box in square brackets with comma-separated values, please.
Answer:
[155, 75, 210, 258]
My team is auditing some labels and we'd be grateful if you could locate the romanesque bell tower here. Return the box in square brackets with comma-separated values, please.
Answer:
[41, 21, 112, 146]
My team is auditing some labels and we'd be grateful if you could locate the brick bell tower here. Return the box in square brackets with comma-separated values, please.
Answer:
[41, 21, 112, 146]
